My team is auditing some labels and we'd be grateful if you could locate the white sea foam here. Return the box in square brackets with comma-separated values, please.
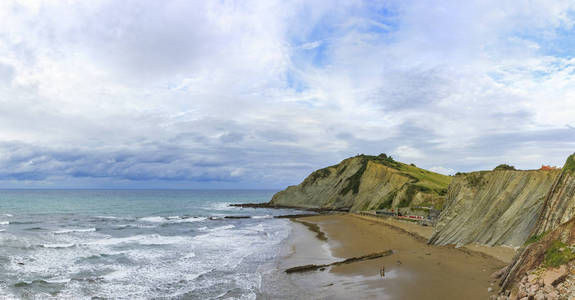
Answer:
[89, 234, 189, 246]
[0, 229, 5, 232]
[250, 224, 265, 232]
[116, 224, 157, 229]
[53, 228, 96, 234]
[172, 217, 207, 223]
[45, 278, 71, 284]
[139, 216, 165, 223]
[139, 216, 207, 224]
[209, 202, 232, 210]
[2, 214, 13, 217]
[251, 215, 273, 219]
[103, 269, 130, 281]
[0, 221, 9, 225]
[41, 243, 75, 249]
[209, 225, 235, 231]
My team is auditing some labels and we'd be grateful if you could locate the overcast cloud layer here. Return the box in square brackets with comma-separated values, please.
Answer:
[0, 0, 574, 188]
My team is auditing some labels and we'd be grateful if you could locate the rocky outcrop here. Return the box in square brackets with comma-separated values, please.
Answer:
[429, 169, 560, 247]
[268, 154, 451, 212]
[500, 217, 575, 291]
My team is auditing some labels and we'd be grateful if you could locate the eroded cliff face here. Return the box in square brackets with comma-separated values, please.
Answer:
[428, 169, 560, 247]
[500, 217, 575, 290]
[268, 154, 451, 212]
[500, 154, 575, 290]
[532, 154, 575, 236]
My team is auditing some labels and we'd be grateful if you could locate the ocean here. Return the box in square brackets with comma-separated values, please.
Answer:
[0, 190, 300, 299]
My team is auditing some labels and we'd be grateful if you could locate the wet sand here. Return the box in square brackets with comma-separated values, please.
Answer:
[260, 214, 510, 299]
[354, 214, 516, 264]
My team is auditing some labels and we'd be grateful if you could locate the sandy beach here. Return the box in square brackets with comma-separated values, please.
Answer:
[260, 214, 513, 299]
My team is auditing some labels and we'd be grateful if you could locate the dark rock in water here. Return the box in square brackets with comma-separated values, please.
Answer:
[274, 214, 319, 219]
[230, 203, 273, 208]
[285, 250, 393, 273]
[230, 203, 347, 213]
[293, 220, 327, 241]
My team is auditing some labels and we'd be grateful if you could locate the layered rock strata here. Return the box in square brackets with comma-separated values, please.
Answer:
[268, 154, 451, 212]
[428, 169, 560, 247]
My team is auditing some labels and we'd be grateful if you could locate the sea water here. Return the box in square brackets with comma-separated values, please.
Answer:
[0, 190, 298, 299]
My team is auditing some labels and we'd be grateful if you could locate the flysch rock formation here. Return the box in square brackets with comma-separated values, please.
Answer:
[532, 154, 575, 236]
[428, 169, 560, 247]
[268, 154, 451, 212]
[500, 154, 575, 292]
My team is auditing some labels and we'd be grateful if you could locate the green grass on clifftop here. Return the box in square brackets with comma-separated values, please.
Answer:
[563, 154, 575, 174]
[339, 154, 451, 201]
[398, 163, 451, 194]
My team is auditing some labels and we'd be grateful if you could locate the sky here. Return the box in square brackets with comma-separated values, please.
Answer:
[0, 0, 575, 189]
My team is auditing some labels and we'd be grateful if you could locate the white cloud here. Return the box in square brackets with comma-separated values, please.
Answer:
[0, 0, 574, 187]
[428, 166, 456, 176]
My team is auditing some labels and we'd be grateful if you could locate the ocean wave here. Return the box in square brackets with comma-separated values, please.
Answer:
[41, 243, 75, 249]
[53, 228, 96, 234]
[115, 224, 157, 229]
[0, 221, 9, 225]
[45, 278, 71, 284]
[251, 215, 273, 219]
[96, 216, 119, 220]
[139, 216, 165, 223]
[89, 234, 189, 246]
[102, 269, 130, 281]
[209, 225, 236, 231]
[208, 202, 232, 210]
[14, 278, 70, 287]
[249, 224, 265, 232]
[171, 217, 207, 223]
[8, 221, 40, 225]
[139, 216, 207, 224]
[1, 214, 13, 217]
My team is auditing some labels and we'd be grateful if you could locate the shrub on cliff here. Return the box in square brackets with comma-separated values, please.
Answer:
[494, 164, 516, 171]
[544, 240, 575, 268]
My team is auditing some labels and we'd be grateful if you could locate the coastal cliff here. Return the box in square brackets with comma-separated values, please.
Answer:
[532, 154, 575, 236]
[428, 169, 560, 247]
[268, 154, 451, 212]
[499, 154, 575, 292]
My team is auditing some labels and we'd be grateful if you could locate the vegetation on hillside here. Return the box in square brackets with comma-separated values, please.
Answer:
[524, 233, 545, 245]
[307, 167, 332, 184]
[564, 154, 575, 174]
[494, 164, 516, 171]
[544, 240, 575, 268]
[336, 154, 451, 209]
